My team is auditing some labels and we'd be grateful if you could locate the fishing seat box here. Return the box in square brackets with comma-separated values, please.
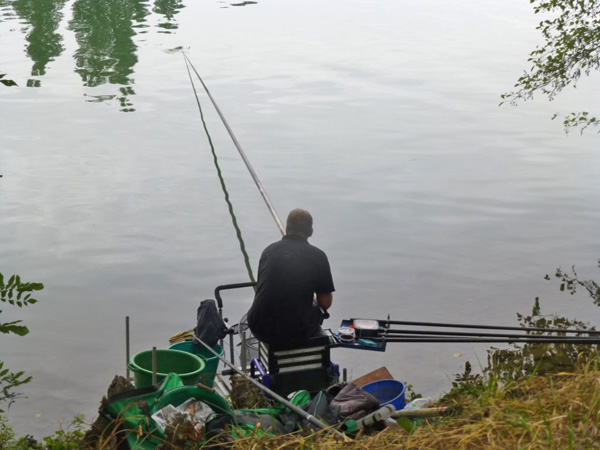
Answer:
[251, 329, 335, 397]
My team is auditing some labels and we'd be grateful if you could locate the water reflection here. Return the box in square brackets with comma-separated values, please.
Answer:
[9, 0, 68, 84]
[153, 0, 184, 33]
[69, 0, 150, 112]
[545, 260, 600, 307]
[0, 73, 18, 87]
[217, 1, 257, 8]
[449, 297, 598, 394]
[1, 0, 186, 111]
[486, 298, 597, 379]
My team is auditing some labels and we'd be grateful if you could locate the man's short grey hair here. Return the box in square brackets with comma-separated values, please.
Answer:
[286, 209, 313, 237]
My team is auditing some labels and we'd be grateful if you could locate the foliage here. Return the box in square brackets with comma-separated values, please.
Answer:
[171, 361, 600, 450]
[42, 415, 87, 450]
[545, 259, 600, 306]
[435, 358, 600, 450]
[0, 415, 40, 450]
[484, 297, 597, 380]
[0, 414, 88, 450]
[0, 273, 44, 411]
[501, 0, 600, 133]
[0, 362, 32, 413]
[0, 273, 44, 336]
[402, 382, 422, 403]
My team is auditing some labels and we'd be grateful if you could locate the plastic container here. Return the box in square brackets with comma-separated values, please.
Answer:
[361, 379, 406, 411]
[403, 397, 433, 410]
[128, 349, 206, 389]
[168, 341, 224, 387]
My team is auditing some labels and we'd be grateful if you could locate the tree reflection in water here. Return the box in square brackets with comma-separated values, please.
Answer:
[485, 298, 597, 380]
[2, 0, 258, 110]
[451, 295, 599, 392]
[9, 0, 68, 84]
[69, 0, 150, 112]
[153, 0, 185, 33]
[1, 0, 192, 111]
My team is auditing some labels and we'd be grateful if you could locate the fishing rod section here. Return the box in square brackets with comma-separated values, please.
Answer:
[182, 52, 285, 236]
[181, 55, 331, 319]
[334, 317, 600, 351]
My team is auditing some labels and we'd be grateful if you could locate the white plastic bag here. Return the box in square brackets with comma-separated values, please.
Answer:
[403, 397, 433, 410]
[151, 399, 214, 434]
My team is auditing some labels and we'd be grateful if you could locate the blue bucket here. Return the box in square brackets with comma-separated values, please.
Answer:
[361, 379, 406, 410]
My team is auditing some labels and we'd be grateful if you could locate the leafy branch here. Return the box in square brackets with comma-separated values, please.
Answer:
[0, 274, 44, 336]
[501, 0, 600, 133]
[0, 273, 43, 411]
[544, 259, 600, 306]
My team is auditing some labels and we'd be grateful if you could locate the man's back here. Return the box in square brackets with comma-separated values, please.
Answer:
[247, 234, 334, 345]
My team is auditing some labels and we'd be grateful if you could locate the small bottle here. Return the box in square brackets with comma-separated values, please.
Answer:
[403, 397, 433, 410]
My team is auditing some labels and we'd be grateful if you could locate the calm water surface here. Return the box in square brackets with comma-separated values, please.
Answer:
[2, 0, 600, 437]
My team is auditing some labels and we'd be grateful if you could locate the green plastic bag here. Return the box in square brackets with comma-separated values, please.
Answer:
[102, 373, 231, 449]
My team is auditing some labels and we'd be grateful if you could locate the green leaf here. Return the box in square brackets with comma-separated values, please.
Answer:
[0, 322, 29, 336]
[396, 417, 417, 433]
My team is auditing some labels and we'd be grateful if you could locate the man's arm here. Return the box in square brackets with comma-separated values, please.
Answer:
[316, 292, 333, 310]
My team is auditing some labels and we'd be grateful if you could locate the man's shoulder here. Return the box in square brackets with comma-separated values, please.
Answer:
[262, 237, 329, 259]
[260, 239, 284, 257]
[307, 242, 327, 256]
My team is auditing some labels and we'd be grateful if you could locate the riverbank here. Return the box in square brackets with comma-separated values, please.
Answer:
[217, 358, 600, 450]
[2, 356, 599, 449]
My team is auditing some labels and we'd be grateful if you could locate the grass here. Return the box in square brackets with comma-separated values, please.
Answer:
[3, 356, 600, 449]
[199, 356, 600, 450]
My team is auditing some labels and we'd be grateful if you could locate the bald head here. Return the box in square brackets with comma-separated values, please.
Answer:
[286, 209, 313, 238]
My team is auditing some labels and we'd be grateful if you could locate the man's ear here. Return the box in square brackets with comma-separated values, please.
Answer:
[285, 225, 289, 234]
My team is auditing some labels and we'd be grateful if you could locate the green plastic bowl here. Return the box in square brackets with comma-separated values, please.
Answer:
[128, 348, 205, 389]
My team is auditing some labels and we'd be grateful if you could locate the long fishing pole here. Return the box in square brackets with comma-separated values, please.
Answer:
[184, 54, 335, 322]
[183, 55, 256, 283]
[374, 319, 600, 335]
[374, 336, 600, 344]
[182, 52, 285, 236]
[182, 53, 330, 321]
[194, 336, 346, 438]
[382, 328, 597, 340]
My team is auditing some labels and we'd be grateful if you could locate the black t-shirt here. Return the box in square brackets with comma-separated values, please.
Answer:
[247, 234, 335, 344]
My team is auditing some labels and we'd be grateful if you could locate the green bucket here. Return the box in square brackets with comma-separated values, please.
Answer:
[168, 340, 224, 387]
[128, 349, 206, 389]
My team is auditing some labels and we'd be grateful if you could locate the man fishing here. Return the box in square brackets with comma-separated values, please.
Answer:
[247, 209, 335, 346]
